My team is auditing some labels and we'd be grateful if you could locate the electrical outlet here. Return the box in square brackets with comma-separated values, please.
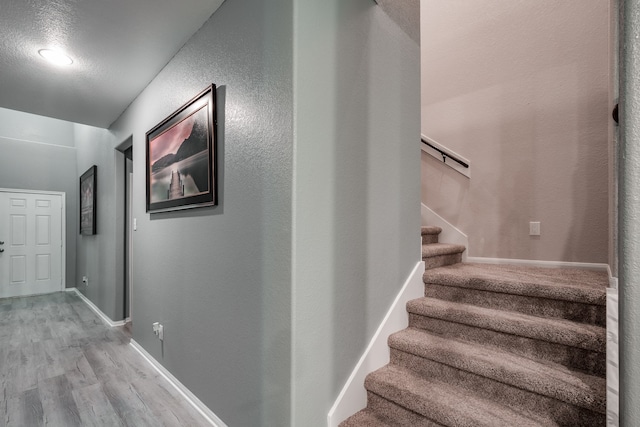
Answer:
[529, 221, 541, 236]
[82, 276, 89, 286]
[152, 322, 164, 341]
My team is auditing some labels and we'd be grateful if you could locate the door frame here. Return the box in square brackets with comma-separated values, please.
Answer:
[0, 187, 66, 292]
[115, 136, 133, 322]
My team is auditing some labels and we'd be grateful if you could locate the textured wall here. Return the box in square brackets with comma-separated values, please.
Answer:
[0, 108, 77, 289]
[610, 0, 620, 278]
[292, 1, 421, 424]
[74, 0, 293, 425]
[619, 0, 640, 423]
[74, 124, 124, 321]
[421, 0, 610, 263]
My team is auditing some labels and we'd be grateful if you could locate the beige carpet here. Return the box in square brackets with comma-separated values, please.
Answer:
[340, 227, 606, 426]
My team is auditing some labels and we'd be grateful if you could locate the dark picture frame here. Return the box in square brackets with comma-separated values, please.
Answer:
[146, 84, 217, 213]
[80, 165, 97, 235]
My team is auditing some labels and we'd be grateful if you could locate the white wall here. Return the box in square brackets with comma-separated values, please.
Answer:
[292, 1, 421, 424]
[421, 0, 610, 263]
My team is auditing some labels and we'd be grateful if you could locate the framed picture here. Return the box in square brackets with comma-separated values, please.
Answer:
[80, 165, 97, 235]
[146, 84, 217, 213]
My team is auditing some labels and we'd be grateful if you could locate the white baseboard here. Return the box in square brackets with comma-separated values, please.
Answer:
[327, 261, 426, 426]
[607, 265, 619, 290]
[66, 287, 126, 327]
[465, 257, 609, 271]
[130, 340, 227, 427]
[421, 204, 468, 261]
[69, 286, 225, 427]
[606, 288, 619, 427]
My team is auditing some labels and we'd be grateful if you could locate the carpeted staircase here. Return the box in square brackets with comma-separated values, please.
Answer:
[340, 226, 607, 426]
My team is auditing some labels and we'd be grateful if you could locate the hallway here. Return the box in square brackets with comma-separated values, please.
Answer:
[0, 292, 209, 427]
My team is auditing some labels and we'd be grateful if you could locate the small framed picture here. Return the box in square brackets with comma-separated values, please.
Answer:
[146, 84, 217, 213]
[80, 165, 97, 235]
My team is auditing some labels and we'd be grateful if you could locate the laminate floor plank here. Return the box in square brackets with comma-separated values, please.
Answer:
[72, 383, 124, 427]
[101, 376, 161, 427]
[130, 377, 206, 427]
[4, 387, 44, 427]
[0, 292, 211, 427]
[35, 340, 66, 384]
[59, 346, 99, 390]
[39, 374, 82, 427]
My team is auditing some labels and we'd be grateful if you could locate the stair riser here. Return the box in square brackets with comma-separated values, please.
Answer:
[364, 392, 445, 427]
[389, 349, 606, 427]
[422, 234, 439, 245]
[424, 253, 462, 270]
[423, 283, 605, 327]
[408, 314, 605, 377]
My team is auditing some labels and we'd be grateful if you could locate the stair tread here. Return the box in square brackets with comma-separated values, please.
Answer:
[366, 365, 551, 427]
[339, 409, 399, 427]
[407, 297, 605, 352]
[421, 226, 443, 236]
[424, 263, 607, 305]
[422, 243, 466, 258]
[388, 328, 606, 414]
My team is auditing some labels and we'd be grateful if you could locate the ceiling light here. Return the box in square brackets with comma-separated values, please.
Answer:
[38, 49, 73, 66]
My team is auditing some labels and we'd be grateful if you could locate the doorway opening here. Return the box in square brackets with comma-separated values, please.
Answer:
[115, 137, 133, 334]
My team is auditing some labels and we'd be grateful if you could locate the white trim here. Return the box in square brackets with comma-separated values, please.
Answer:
[130, 340, 228, 427]
[606, 288, 619, 427]
[0, 136, 77, 150]
[60, 192, 66, 290]
[0, 188, 67, 196]
[421, 135, 471, 178]
[327, 261, 425, 426]
[421, 204, 468, 262]
[608, 265, 619, 290]
[66, 287, 126, 327]
[466, 256, 609, 271]
[70, 287, 224, 426]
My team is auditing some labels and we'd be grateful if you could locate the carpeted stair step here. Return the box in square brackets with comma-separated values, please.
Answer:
[423, 263, 607, 326]
[421, 226, 442, 245]
[387, 328, 606, 425]
[407, 297, 605, 376]
[338, 408, 401, 427]
[363, 364, 551, 427]
[422, 243, 465, 269]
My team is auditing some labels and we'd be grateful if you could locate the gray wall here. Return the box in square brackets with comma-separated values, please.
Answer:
[74, 0, 293, 425]
[74, 124, 125, 322]
[292, 1, 421, 423]
[0, 108, 77, 289]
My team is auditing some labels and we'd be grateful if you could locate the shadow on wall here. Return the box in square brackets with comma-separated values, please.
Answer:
[330, 0, 421, 400]
[421, 0, 609, 263]
[421, 151, 470, 229]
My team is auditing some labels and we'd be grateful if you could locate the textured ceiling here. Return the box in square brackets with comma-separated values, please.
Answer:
[0, 0, 224, 128]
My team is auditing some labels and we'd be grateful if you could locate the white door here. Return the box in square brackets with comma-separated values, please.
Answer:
[0, 191, 63, 299]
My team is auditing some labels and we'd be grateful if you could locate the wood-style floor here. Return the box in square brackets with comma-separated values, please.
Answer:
[0, 292, 210, 427]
